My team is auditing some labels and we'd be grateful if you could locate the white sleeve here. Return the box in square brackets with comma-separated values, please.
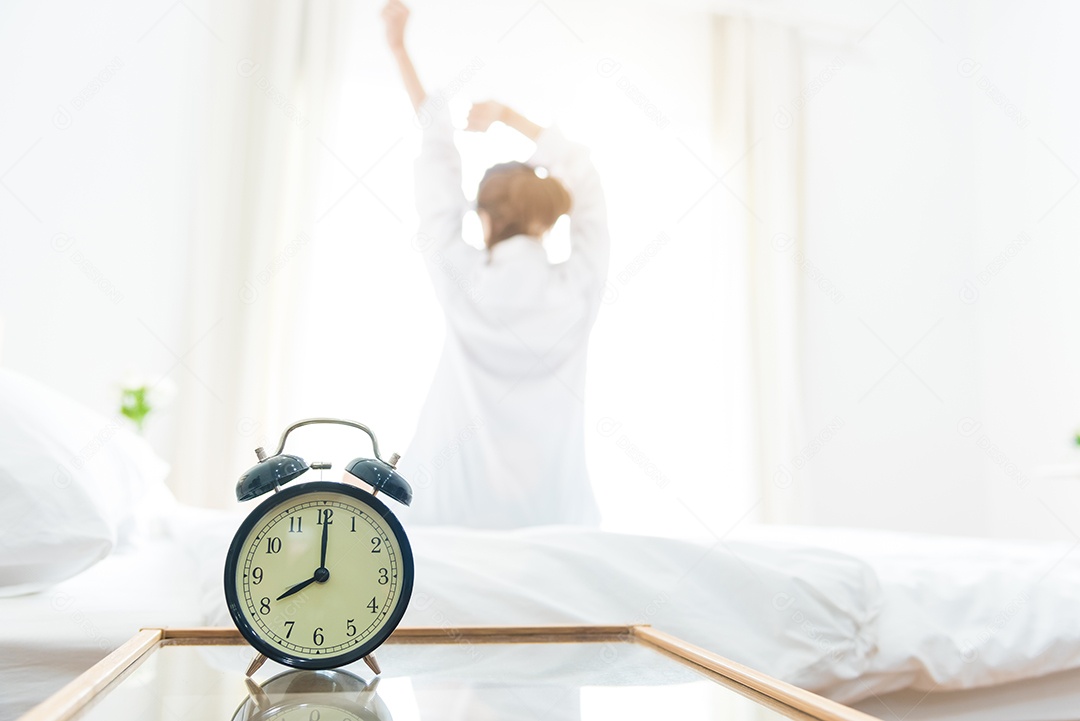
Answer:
[413, 95, 484, 308]
[528, 128, 611, 292]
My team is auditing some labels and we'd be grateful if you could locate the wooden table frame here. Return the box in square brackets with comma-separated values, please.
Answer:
[21, 625, 880, 721]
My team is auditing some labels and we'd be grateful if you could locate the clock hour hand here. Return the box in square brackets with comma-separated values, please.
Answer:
[276, 574, 317, 601]
[275, 513, 333, 602]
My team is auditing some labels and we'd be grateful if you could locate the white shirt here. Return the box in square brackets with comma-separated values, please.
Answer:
[397, 97, 610, 529]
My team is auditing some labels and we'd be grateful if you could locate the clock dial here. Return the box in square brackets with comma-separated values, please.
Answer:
[225, 482, 413, 668]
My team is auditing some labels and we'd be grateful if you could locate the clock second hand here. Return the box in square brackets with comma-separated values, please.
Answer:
[276, 513, 332, 602]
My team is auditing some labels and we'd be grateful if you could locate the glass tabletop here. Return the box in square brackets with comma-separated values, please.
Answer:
[70, 633, 819, 721]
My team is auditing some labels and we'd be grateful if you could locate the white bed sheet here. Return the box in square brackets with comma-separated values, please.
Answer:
[0, 536, 204, 721]
[8, 511, 1080, 721]
[733, 526, 1080, 703]
[4, 508, 881, 720]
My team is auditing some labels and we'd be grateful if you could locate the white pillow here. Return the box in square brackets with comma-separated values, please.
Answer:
[0, 368, 172, 596]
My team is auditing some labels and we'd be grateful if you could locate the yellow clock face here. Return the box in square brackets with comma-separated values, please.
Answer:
[225, 482, 413, 668]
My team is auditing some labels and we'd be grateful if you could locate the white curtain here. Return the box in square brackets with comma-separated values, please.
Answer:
[712, 16, 805, 523]
[171, 0, 355, 507]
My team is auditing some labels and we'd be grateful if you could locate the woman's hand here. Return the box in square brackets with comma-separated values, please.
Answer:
[466, 101, 507, 132]
[467, 102, 544, 141]
[477, 103, 544, 141]
[381, 0, 410, 52]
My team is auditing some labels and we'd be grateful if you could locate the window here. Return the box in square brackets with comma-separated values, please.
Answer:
[287, 5, 753, 539]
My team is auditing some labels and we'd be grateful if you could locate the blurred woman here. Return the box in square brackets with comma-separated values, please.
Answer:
[383, 0, 610, 529]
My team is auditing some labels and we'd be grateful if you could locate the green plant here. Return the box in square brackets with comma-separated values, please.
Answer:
[120, 386, 153, 433]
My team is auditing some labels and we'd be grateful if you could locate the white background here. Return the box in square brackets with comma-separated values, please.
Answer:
[2, 0, 1079, 541]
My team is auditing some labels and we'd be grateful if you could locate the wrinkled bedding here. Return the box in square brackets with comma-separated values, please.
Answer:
[5, 508, 1080, 721]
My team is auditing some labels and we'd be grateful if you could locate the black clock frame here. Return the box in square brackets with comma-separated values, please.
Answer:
[224, 481, 415, 670]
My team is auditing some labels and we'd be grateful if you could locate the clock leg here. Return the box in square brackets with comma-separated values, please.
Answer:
[363, 652, 382, 676]
[244, 676, 271, 711]
[246, 652, 268, 677]
[359, 676, 381, 701]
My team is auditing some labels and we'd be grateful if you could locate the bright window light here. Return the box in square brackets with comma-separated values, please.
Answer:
[287, 2, 753, 540]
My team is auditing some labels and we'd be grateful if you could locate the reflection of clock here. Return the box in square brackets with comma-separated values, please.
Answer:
[224, 418, 414, 672]
[232, 668, 392, 721]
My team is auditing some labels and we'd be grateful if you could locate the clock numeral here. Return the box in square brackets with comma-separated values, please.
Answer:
[350, 516, 357, 533]
[265, 537, 282, 554]
[313, 627, 324, 646]
[309, 711, 320, 721]
[367, 597, 378, 614]
[378, 567, 389, 585]
[371, 537, 382, 553]
[260, 597, 271, 615]
[252, 567, 263, 585]
[284, 620, 294, 639]
[317, 508, 334, 525]
[289, 516, 303, 533]
[346, 618, 356, 637]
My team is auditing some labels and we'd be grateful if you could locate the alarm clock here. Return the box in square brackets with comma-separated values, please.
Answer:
[224, 418, 414, 674]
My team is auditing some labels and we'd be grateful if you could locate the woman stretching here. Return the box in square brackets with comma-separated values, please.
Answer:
[383, 0, 610, 529]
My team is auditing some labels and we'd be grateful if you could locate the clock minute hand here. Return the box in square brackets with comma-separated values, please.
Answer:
[320, 514, 329, 569]
[276, 574, 317, 601]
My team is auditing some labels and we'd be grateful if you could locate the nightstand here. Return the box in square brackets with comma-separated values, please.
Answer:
[20, 625, 878, 721]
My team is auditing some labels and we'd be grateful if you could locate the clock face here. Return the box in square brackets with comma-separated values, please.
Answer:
[225, 481, 414, 669]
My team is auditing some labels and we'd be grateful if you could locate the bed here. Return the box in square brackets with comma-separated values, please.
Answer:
[5, 509, 1080, 721]
[0, 534, 204, 720]
[4, 367, 1080, 721]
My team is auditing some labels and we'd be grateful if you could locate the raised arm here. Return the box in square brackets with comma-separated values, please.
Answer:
[538, 128, 609, 292]
[382, 1, 480, 308]
[382, 0, 426, 111]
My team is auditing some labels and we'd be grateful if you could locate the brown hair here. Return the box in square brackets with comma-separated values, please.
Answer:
[476, 162, 571, 247]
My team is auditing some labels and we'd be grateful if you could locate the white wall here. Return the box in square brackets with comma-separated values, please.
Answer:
[0, 0, 196, 456]
[797, 1, 1080, 539]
